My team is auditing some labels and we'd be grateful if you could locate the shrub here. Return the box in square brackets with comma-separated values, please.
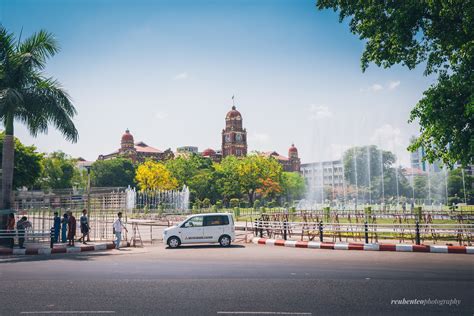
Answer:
[203, 198, 211, 208]
[230, 198, 240, 208]
[253, 199, 260, 210]
[215, 200, 223, 209]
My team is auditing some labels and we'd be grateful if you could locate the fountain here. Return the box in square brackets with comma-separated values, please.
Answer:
[126, 185, 190, 213]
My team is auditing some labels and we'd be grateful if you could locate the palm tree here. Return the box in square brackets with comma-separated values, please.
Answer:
[0, 26, 78, 228]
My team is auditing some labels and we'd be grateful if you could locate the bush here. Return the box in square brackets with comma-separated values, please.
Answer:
[215, 200, 223, 209]
[253, 199, 261, 210]
[230, 198, 240, 208]
[267, 200, 276, 208]
[194, 199, 202, 209]
[203, 198, 211, 208]
[234, 207, 240, 217]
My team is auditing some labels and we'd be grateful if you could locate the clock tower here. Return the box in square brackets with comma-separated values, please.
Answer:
[222, 105, 247, 157]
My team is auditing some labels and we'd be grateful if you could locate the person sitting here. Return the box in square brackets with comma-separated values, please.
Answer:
[16, 216, 32, 249]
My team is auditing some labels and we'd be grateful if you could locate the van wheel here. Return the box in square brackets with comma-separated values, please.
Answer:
[219, 235, 231, 247]
[167, 236, 181, 248]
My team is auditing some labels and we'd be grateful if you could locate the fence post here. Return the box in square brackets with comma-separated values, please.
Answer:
[364, 221, 369, 244]
[259, 219, 263, 238]
[50, 226, 54, 249]
[283, 220, 287, 240]
[318, 221, 323, 242]
[254, 219, 258, 236]
[415, 221, 420, 245]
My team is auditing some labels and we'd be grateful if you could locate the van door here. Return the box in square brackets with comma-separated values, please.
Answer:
[179, 216, 204, 243]
[203, 215, 228, 242]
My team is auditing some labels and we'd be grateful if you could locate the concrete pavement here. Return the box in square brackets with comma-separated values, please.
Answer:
[0, 243, 472, 315]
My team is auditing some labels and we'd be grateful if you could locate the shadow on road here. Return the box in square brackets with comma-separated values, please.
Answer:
[0, 251, 115, 263]
[166, 244, 246, 250]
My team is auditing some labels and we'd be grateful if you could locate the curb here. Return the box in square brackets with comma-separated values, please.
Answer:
[0, 242, 131, 256]
[252, 237, 474, 255]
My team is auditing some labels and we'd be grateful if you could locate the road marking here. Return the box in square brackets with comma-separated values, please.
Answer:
[217, 312, 311, 315]
[21, 312, 115, 314]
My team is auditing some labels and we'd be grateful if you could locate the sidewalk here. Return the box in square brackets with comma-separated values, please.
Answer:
[252, 237, 474, 254]
[0, 241, 130, 256]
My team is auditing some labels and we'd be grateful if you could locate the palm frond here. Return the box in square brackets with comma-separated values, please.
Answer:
[19, 29, 59, 70]
[19, 76, 78, 142]
[0, 25, 15, 64]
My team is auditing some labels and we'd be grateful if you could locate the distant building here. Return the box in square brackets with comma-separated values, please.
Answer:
[98, 129, 174, 163]
[76, 157, 93, 172]
[201, 148, 222, 163]
[300, 160, 345, 191]
[410, 136, 442, 172]
[261, 144, 301, 172]
[222, 105, 247, 157]
[176, 146, 198, 154]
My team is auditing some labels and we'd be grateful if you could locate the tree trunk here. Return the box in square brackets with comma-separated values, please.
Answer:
[1, 114, 14, 229]
[248, 190, 255, 205]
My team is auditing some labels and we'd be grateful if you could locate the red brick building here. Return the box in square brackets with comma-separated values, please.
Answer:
[261, 144, 301, 172]
[98, 129, 174, 163]
[222, 106, 247, 157]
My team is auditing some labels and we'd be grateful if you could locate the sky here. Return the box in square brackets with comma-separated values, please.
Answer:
[1, 0, 436, 166]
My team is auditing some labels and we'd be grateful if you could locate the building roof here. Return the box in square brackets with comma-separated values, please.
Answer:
[202, 148, 216, 156]
[289, 143, 298, 153]
[402, 167, 426, 176]
[226, 106, 242, 119]
[121, 129, 134, 142]
[134, 142, 162, 153]
[262, 151, 289, 161]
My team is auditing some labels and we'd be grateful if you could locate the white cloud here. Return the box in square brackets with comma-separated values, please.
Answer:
[370, 124, 411, 165]
[173, 72, 188, 80]
[155, 111, 168, 120]
[370, 83, 383, 92]
[388, 80, 401, 90]
[309, 104, 333, 120]
[248, 132, 270, 143]
[361, 81, 400, 92]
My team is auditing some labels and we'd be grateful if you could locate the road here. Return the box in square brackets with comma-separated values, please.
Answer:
[0, 243, 473, 315]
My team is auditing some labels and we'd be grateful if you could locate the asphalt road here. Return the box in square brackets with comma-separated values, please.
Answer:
[0, 243, 473, 316]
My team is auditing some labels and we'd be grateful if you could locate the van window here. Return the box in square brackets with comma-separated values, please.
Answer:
[204, 215, 229, 226]
[183, 216, 204, 228]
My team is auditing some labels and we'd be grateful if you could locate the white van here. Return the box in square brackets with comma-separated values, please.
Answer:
[163, 213, 235, 248]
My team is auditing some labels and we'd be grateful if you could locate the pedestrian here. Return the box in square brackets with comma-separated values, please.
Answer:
[16, 216, 32, 249]
[53, 212, 61, 243]
[6, 213, 15, 248]
[61, 213, 69, 243]
[67, 211, 76, 247]
[113, 212, 128, 250]
[79, 209, 90, 244]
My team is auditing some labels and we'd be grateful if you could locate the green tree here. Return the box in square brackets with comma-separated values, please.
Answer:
[316, 1, 473, 166]
[215, 156, 242, 203]
[237, 155, 283, 204]
[343, 146, 396, 188]
[447, 169, 473, 204]
[40, 151, 80, 189]
[280, 172, 306, 202]
[0, 132, 43, 189]
[0, 26, 78, 217]
[166, 154, 217, 202]
[91, 158, 136, 187]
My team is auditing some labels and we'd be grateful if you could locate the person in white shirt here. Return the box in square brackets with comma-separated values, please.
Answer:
[113, 212, 128, 249]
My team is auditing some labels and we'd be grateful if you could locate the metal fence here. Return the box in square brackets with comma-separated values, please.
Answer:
[252, 220, 474, 246]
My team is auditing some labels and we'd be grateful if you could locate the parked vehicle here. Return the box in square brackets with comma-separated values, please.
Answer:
[163, 213, 235, 248]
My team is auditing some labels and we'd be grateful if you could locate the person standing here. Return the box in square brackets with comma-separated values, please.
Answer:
[67, 211, 76, 247]
[61, 213, 69, 243]
[79, 209, 90, 244]
[53, 212, 61, 243]
[113, 212, 128, 250]
[16, 216, 31, 249]
[6, 213, 15, 248]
